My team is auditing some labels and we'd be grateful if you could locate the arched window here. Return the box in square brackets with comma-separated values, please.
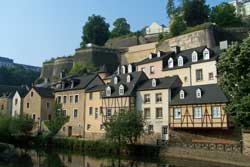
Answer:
[128, 64, 133, 73]
[149, 53, 153, 59]
[152, 79, 157, 87]
[106, 86, 111, 97]
[203, 48, 210, 60]
[122, 65, 126, 74]
[157, 51, 161, 58]
[178, 56, 184, 67]
[196, 88, 202, 98]
[192, 51, 198, 62]
[127, 75, 131, 83]
[180, 90, 185, 99]
[168, 58, 174, 68]
[117, 66, 120, 75]
[114, 76, 118, 84]
[119, 85, 125, 96]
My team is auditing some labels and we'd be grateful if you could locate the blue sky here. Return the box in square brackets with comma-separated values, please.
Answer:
[0, 0, 228, 66]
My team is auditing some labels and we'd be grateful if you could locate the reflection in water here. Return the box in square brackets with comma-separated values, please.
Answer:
[2, 149, 239, 167]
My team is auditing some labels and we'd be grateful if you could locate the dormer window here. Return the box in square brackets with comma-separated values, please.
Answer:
[119, 85, 125, 96]
[180, 90, 185, 99]
[192, 51, 198, 62]
[127, 75, 131, 83]
[117, 67, 120, 75]
[196, 88, 202, 98]
[149, 53, 153, 59]
[157, 51, 161, 58]
[168, 58, 174, 68]
[114, 77, 118, 84]
[71, 81, 74, 88]
[178, 56, 183, 67]
[122, 65, 126, 74]
[203, 48, 210, 60]
[152, 79, 157, 87]
[128, 64, 133, 73]
[62, 82, 65, 89]
[106, 86, 111, 97]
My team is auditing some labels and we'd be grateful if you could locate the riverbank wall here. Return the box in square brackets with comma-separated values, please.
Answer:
[242, 130, 250, 156]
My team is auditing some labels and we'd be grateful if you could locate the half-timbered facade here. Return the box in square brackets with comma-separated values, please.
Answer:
[169, 84, 228, 129]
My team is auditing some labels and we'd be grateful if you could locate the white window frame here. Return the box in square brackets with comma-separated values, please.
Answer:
[180, 90, 185, 99]
[114, 77, 118, 84]
[168, 58, 174, 68]
[178, 56, 184, 67]
[194, 106, 202, 119]
[192, 51, 198, 62]
[128, 64, 133, 73]
[106, 86, 111, 97]
[122, 65, 126, 74]
[152, 79, 157, 87]
[196, 89, 202, 98]
[203, 48, 210, 60]
[212, 106, 221, 118]
[119, 85, 125, 96]
[174, 108, 181, 119]
[127, 75, 131, 83]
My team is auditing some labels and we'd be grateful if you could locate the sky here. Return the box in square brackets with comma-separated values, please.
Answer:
[0, 0, 229, 67]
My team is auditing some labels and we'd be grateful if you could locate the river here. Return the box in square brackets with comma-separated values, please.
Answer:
[1, 148, 242, 167]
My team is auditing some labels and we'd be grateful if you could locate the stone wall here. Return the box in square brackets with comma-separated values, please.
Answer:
[242, 130, 250, 156]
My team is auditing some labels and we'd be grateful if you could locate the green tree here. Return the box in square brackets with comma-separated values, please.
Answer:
[183, 0, 210, 26]
[9, 115, 34, 136]
[80, 15, 110, 47]
[45, 103, 69, 138]
[111, 18, 131, 38]
[167, 0, 176, 18]
[217, 37, 250, 128]
[170, 16, 187, 36]
[69, 60, 97, 75]
[211, 3, 241, 27]
[104, 110, 145, 146]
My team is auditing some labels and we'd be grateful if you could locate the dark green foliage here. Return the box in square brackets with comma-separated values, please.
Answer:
[44, 103, 69, 138]
[166, 0, 175, 18]
[211, 3, 241, 27]
[111, 18, 131, 38]
[183, 0, 210, 26]
[69, 61, 97, 75]
[0, 65, 39, 86]
[217, 37, 250, 128]
[104, 110, 145, 146]
[170, 16, 187, 36]
[80, 15, 110, 47]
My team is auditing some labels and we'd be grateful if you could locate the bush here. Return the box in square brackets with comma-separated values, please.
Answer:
[170, 16, 187, 36]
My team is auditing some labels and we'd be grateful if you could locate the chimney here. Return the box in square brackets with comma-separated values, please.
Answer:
[220, 41, 228, 50]
[59, 71, 65, 79]
[170, 46, 181, 54]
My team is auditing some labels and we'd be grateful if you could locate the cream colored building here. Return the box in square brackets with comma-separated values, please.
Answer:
[146, 22, 169, 35]
[12, 88, 29, 117]
[230, 0, 250, 16]
[136, 76, 182, 142]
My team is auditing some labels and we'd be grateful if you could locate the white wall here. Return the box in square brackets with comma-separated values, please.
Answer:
[12, 92, 22, 117]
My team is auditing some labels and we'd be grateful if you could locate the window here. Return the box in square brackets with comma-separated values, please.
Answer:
[1, 105, 4, 110]
[127, 75, 131, 83]
[212, 106, 221, 118]
[141, 67, 145, 72]
[27, 103, 30, 109]
[178, 56, 183, 66]
[107, 108, 112, 117]
[74, 109, 78, 118]
[15, 98, 18, 105]
[157, 51, 161, 57]
[209, 72, 214, 80]
[196, 88, 202, 98]
[144, 108, 150, 119]
[119, 85, 124, 96]
[144, 94, 150, 103]
[106, 86, 111, 97]
[75, 95, 79, 103]
[87, 124, 91, 130]
[62, 110, 67, 117]
[100, 107, 103, 115]
[196, 69, 203, 81]
[174, 108, 181, 119]
[194, 107, 202, 119]
[70, 96, 73, 103]
[95, 108, 98, 119]
[152, 79, 157, 87]
[57, 96, 62, 104]
[63, 96, 67, 104]
[128, 64, 133, 73]
[149, 53, 153, 59]
[156, 108, 163, 119]
[32, 114, 36, 120]
[122, 65, 126, 74]
[89, 107, 93, 115]
[180, 90, 185, 99]
[192, 51, 198, 62]
[114, 77, 118, 84]
[46, 102, 50, 109]
[162, 126, 168, 135]
[88, 93, 94, 101]
[150, 66, 155, 74]
[155, 93, 162, 103]
[31, 91, 34, 97]
[168, 58, 174, 68]
[203, 48, 210, 60]
[148, 125, 154, 133]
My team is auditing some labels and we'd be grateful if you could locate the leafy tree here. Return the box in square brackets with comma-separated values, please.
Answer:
[9, 115, 34, 136]
[170, 16, 187, 36]
[217, 37, 250, 128]
[69, 60, 97, 75]
[104, 110, 145, 146]
[167, 0, 176, 18]
[80, 15, 110, 47]
[111, 18, 131, 38]
[211, 3, 241, 27]
[45, 103, 69, 138]
[183, 0, 210, 26]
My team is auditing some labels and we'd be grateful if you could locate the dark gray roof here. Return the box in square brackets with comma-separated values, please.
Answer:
[16, 86, 29, 98]
[85, 85, 106, 93]
[170, 84, 228, 105]
[102, 71, 148, 98]
[137, 76, 182, 91]
[33, 87, 54, 98]
[135, 51, 173, 66]
[0, 85, 28, 98]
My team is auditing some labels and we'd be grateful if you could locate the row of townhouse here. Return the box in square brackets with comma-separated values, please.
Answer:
[2, 45, 229, 143]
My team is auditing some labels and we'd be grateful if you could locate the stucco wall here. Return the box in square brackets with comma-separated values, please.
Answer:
[136, 60, 164, 79]
[12, 92, 22, 117]
[163, 68, 190, 86]
[243, 131, 250, 156]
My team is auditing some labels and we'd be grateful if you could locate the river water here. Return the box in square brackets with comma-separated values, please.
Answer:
[2, 149, 241, 167]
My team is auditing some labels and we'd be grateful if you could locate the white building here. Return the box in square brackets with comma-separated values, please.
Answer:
[146, 22, 169, 35]
[12, 87, 29, 117]
[229, 0, 250, 16]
